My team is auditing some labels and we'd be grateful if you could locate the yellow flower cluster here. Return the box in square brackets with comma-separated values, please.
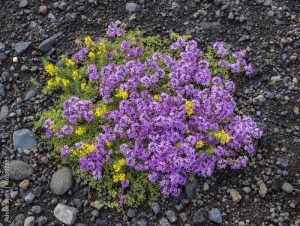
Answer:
[88, 51, 96, 59]
[112, 159, 126, 183]
[115, 89, 128, 100]
[213, 129, 231, 144]
[185, 100, 194, 116]
[75, 126, 85, 136]
[95, 105, 107, 117]
[46, 77, 69, 90]
[45, 64, 59, 76]
[105, 142, 112, 148]
[98, 42, 106, 54]
[113, 173, 125, 183]
[153, 94, 160, 101]
[72, 70, 81, 80]
[78, 144, 94, 157]
[113, 158, 126, 173]
[195, 141, 204, 149]
[84, 36, 93, 47]
[44, 62, 70, 90]
[80, 83, 87, 90]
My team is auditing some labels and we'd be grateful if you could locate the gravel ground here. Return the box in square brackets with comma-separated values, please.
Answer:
[0, 0, 299, 225]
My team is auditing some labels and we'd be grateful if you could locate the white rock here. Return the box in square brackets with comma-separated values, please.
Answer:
[54, 203, 78, 225]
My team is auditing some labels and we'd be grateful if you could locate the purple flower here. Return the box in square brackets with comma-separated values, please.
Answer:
[121, 180, 129, 188]
[61, 145, 71, 156]
[72, 48, 88, 63]
[61, 125, 73, 135]
[245, 64, 253, 75]
[87, 64, 98, 81]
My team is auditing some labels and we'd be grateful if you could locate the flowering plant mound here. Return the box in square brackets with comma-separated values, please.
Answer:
[36, 23, 262, 207]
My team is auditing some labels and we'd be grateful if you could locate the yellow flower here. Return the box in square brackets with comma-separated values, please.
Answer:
[45, 64, 58, 76]
[88, 52, 96, 59]
[95, 105, 107, 117]
[113, 158, 126, 173]
[153, 94, 160, 101]
[75, 127, 85, 136]
[79, 144, 94, 157]
[98, 42, 106, 54]
[65, 59, 75, 67]
[115, 89, 128, 100]
[46, 79, 54, 90]
[80, 83, 87, 90]
[213, 129, 231, 144]
[84, 36, 92, 47]
[113, 173, 126, 183]
[105, 141, 112, 148]
[185, 100, 194, 116]
[62, 79, 70, 87]
[54, 76, 62, 85]
[72, 70, 79, 80]
[186, 129, 191, 134]
[195, 141, 204, 149]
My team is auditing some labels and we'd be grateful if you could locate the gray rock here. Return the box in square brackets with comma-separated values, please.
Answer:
[208, 208, 222, 224]
[0, 84, 5, 97]
[134, 218, 147, 226]
[24, 216, 35, 226]
[152, 202, 161, 215]
[15, 41, 31, 54]
[8, 160, 33, 181]
[165, 210, 177, 223]
[54, 203, 79, 225]
[50, 167, 73, 195]
[13, 129, 36, 150]
[158, 217, 170, 226]
[282, 182, 294, 193]
[91, 210, 99, 217]
[31, 205, 42, 214]
[39, 32, 63, 52]
[0, 42, 5, 52]
[126, 3, 140, 13]
[264, 0, 272, 5]
[127, 208, 136, 218]
[21, 65, 29, 71]
[214, 0, 223, 6]
[228, 12, 234, 20]
[24, 192, 35, 204]
[24, 90, 36, 101]
[193, 210, 206, 225]
[0, 105, 9, 120]
[276, 158, 289, 168]
[36, 216, 47, 226]
[1, 71, 10, 82]
[200, 22, 221, 31]
[185, 179, 197, 199]
[10, 214, 25, 226]
[19, 0, 28, 8]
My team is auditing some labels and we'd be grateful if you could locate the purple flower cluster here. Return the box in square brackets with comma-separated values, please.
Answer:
[44, 27, 262, 198]
[107, 22, 125, 38]
[79, 126, 116, 179]
[62, 97, 95, 123]
[43, 119, 54, 137]
[87, 64, 98, 81]
[71, 48, 88, 63]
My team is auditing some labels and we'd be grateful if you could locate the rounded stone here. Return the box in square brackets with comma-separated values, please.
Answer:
[208, 208, 222, 224]
[13, 129, 36, 150]
[54, 203, 79, 225]
[50, 167, 73, 195]
[282, 182, 294, 193]
[8, 160, 33, 181]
